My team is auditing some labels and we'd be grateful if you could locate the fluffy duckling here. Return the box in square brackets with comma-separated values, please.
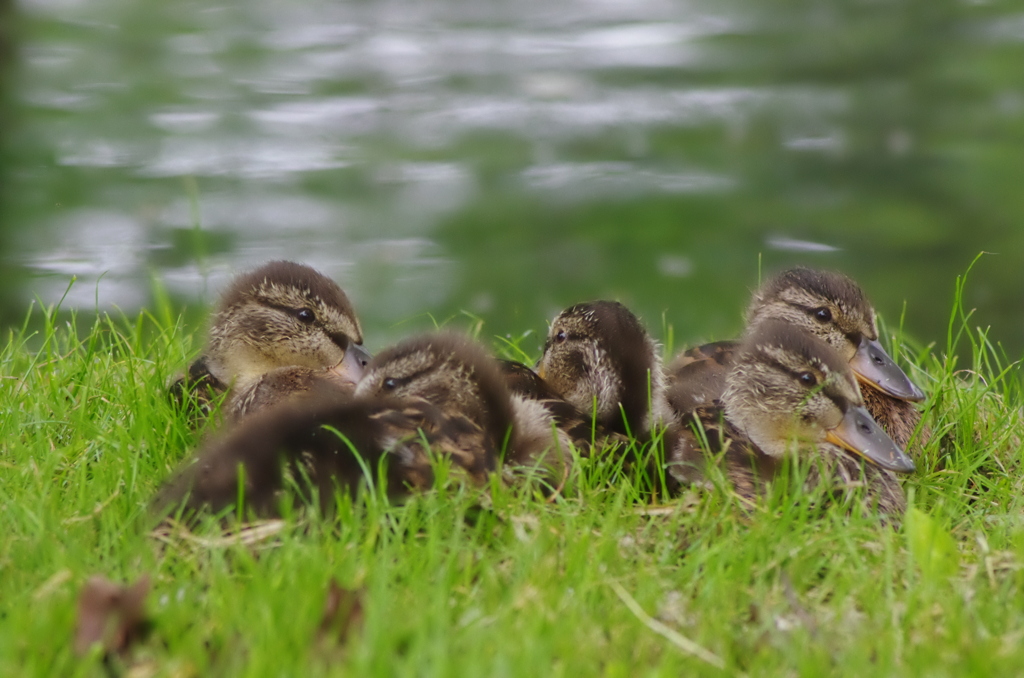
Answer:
[170, 261, 372, 421]
[668, 320, 915, 517]
[536, 301, 673, 440]
[667, 268, 925, 448]
[356, 336, 573, 485]
[157, 333, 568, 517]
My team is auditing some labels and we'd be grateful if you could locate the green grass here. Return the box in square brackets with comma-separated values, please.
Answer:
[2, 269, 1024, 677]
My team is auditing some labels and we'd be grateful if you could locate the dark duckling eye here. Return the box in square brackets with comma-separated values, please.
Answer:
[812, 307, 832, 323]
[798, 371, 817, 387]
[554, 330, 567, 343]
[296, 308, 316, 324]
[382, 377, 399, 391]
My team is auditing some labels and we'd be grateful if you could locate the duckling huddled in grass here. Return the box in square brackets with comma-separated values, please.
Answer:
[170, 261, 371, 421]
[518, 300, 913, 517]
[160, 263, 923, 521]
[667, 268, 926, 450]
[157, 332, 574, 518]
[668, 319, 914, 517]
[502, 301, 671, 463]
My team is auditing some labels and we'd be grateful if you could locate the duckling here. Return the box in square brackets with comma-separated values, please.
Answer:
[156, 333, 569, 518]
[357, 335, 573, 485]
[170, 261, 372, 421]
[536, 301, 673, 440]
[667, 268, 925, 449]
[668, 319, 915, 517]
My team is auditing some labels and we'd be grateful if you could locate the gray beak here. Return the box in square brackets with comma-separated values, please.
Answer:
[825, 405, 916, 474]
[329, 344, 373, 385]
[849, 336, 926, 402]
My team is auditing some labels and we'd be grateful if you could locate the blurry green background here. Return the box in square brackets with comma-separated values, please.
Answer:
[1, 0, 1022, 354]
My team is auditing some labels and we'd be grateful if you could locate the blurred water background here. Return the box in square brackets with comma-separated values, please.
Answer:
[1, 0, 1022, 355]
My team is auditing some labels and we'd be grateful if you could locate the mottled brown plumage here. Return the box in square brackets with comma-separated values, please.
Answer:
[357, 335, 573, 485]
[861, 384, 924, 451]
[170, 261, 371, 421]
[666, 268, 925, 449]
[501, 360, 562, 401]
[667, 320, 912, 518]
[154, 394, 491, 518]
[157, 332, 570, 518]
[665, 341, 737, 416]
[497, 300, 676, 489]
[500, 358, 625, 459]
[537, 301, 671, 439]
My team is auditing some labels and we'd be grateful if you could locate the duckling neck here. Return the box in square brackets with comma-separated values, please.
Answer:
[610, 353, 672, 438]
[720, 383, 791, 459]
[205, 349, 278, 391]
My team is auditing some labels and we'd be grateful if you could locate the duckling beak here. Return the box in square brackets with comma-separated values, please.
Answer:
[850, 336, 926, 402]
[824, 405, 916, 474]
[329, 344, 372, 385]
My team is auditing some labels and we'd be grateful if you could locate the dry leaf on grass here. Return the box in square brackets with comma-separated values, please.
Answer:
[317, 578, 365, 646]
[74, 575, 151, 657]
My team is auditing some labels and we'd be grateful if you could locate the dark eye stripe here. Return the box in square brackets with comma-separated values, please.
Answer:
[760, 354, 849, 410]
[264, 300, 316, 321]
[785, 301, 833, 317]
[378, 366, 433, 392]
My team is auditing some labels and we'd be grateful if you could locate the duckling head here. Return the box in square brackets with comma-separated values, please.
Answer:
[355, 332, 516, 444]
[747, 268, 924, 402]
[536, 301, 669, 437]
[722, 319, 915, 473]
[206, 261, 371, 388]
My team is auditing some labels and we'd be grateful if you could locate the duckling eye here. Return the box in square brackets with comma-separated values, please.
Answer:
[382, 377, 399, 391]
[296, 308, 316, 324]
[798, 371, 817, 387]
[813, 307, 832, 323]
[555, 330, 567, 343]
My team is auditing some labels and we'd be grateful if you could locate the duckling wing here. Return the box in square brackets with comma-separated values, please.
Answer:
[664, 405, 729, 490]
[154, 397, 496, 519]
[665, 341, 739, 415]
[665, 405, 781, 501]
[168, 356, 228, 419]
[231, 367, 357, 420]
[385, 400, 498, 486]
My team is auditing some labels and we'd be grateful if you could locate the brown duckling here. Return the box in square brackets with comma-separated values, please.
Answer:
[170, 261, 372, 421]
[536, 301, 673, 440]
[357, 336, 573, 485]
[668, 319, 915, 517]
[157, 333, 568, 518]
[667, 268, 925, 449]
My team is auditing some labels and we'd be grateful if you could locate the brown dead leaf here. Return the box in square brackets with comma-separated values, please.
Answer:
[317, 578, 365, 646]
[74, 575, 151, 657]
